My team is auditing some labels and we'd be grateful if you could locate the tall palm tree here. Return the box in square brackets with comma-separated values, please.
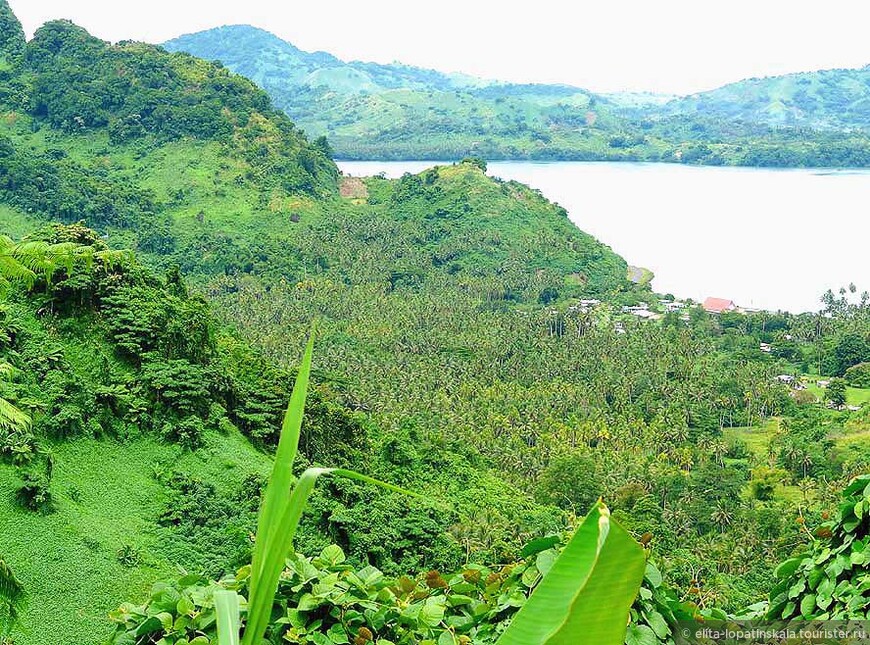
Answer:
[0, 557, 24, 637]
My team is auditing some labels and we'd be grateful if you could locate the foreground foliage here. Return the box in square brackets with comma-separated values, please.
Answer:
[108, 524, 646, 645]
[767, 474, 870, 620]
[108, 338, 646, 645]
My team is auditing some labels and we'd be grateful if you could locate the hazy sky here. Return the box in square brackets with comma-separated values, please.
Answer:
[9, 0, 870, 95]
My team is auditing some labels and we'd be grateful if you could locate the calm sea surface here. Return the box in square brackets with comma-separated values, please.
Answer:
[338, 160, 870, 313]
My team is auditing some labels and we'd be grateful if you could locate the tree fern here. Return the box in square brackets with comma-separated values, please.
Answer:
[0, 362, 30, 435]
[0, 558, 24, 636]
[0, 234, 131, 294]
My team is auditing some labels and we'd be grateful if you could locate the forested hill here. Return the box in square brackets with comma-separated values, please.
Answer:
[164, 25, 870, 166]
[656, 66, 870, 130]
[0, 4, 628, 299]
[0, 0, 22, 63]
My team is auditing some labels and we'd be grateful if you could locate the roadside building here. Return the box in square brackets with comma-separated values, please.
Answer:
[703, 297, 737, 314]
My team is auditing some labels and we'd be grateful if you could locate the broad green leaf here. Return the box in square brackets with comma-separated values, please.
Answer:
[644, 609, 669, 640]
[177, 596, 195, 616]
[134, 616, 163, 637]
[327, 622, 349, 644]
[521, 564, 541, 587]
[844, 476, 870, 497]
[788, 579, 806, 599]
[357, 565, 384, 586]
[496, 501, 645, 645]
[447, 594, 474, 607]
[644, 561, 663, 588]
[774, 558, 802, 580]
[320, 545, 346, 567]
[521, 535, 561, 558]
[799, 593, 817, 618]
[419, 598, 446, 627]
[310, 633, 332, 645]
[438, 632, 456, 645]
[624, 624, 658, 645]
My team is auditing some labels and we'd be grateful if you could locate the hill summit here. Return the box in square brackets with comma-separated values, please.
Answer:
[0, 0, 24, 61]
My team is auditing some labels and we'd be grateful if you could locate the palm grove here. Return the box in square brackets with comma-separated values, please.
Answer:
[0, 2, 868, 644]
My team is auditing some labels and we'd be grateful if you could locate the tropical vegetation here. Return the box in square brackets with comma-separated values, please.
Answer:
[0, 2, 866, 644]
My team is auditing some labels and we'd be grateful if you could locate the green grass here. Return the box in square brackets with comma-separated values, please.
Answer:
[0, 205, 40, 240]
[847, 387, 870, 406]
[0, 431, 272, 645]
[724, 419, 778, 461]
[797, 372, 868, 407]
[723, 419, 811, 503]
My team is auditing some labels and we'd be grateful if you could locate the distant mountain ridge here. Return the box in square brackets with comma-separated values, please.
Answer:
[661, 66, 870, 129]
[164, 25, 491, 97]
[163, 25, 870, 166]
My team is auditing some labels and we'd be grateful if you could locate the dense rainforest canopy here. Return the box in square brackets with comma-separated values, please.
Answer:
[0, 3, 867, 644]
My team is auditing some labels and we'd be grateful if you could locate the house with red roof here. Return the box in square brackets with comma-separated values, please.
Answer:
[703, 297, 737, 314]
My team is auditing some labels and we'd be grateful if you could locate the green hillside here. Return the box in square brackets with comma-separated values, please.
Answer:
[0, 2, 869, 644]
[0, 224, 548, 643]
[659, 66, 870, 129]
[163, 26, 638, 162]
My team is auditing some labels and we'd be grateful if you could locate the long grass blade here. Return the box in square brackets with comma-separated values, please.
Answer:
[243, 335, 314, 645]
[214, 589, 241, 645]
[242, 465, 426, 644]
[239, 333, 429, 645]
[331, 469, 427, 498]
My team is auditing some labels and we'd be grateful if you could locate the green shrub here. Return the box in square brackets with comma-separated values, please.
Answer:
[16, 469, 52, 513]
[767, 475, 870, 620]
[536, 450, 602, 512]
[161, 416, 205, 450]
[845, 362, 870, 388]
[749, 466, 786, 502]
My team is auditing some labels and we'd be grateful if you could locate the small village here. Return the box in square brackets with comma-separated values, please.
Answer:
[563, 294, 759, 327]
[554, 294, 869, 413]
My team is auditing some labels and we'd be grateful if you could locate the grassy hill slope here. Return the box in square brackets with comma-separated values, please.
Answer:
[163, 25, 652, 161]
[659, 66, 870, 129]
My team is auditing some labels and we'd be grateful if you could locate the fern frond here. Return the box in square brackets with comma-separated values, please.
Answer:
[0, 558, 25, 636]
[0, 255, 37, 288]
[0, 397, 31, 433]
